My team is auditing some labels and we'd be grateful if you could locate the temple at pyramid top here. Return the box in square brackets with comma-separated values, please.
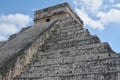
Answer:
[34, 2, 83, 24]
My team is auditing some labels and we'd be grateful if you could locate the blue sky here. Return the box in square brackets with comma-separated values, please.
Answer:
[0, 0, 120, 53]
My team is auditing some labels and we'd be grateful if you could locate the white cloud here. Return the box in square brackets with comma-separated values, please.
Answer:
[73, 0, 81, 7]
[73, 0, 103, 13]
[75, 8, 104, 30]
[109, 0, 114, 3]
[0, 13, 32, 41]
[97, 9, 120, 24]
[82, 0, 103, 12]
[0, 14, 32, 28]
[113, 3, 120, 8]
[0, 23, 18, 35]
[72, 0, 120, 30]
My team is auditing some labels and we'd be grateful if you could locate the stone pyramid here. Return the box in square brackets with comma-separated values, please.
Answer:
[0, 2, 120, 80]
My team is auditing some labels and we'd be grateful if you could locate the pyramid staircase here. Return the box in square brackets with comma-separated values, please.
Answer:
[13, 17, 120, 80]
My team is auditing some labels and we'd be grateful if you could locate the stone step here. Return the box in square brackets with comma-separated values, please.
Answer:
[37, 51, 115, 61]
[54, 18, 83, 30]
[48, 34, 100, 42]
[49, 29, 90, 41]
[38, 43, 113, 57]
[16, 57, 120, 79]
[57, 28, 89, 35]
[40, 35, 100, 51]
[33, 53, 115, 66]
[55, 23, 83, 31]
[14, 73, 118, 80]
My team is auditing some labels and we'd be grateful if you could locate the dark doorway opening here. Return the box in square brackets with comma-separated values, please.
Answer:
[46, 18, 50, 22]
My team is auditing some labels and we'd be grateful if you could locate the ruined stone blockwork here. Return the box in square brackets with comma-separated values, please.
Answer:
[0, 2, 120, 80]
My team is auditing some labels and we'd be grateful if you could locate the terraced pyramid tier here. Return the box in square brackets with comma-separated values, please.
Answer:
[14, 17, 120, 80]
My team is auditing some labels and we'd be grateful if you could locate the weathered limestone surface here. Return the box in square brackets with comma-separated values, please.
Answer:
[14, 17, 120, 80]
[0, 2, 120, 80]
[0, 41, 6, 47]
[34, 2, 83, 24]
